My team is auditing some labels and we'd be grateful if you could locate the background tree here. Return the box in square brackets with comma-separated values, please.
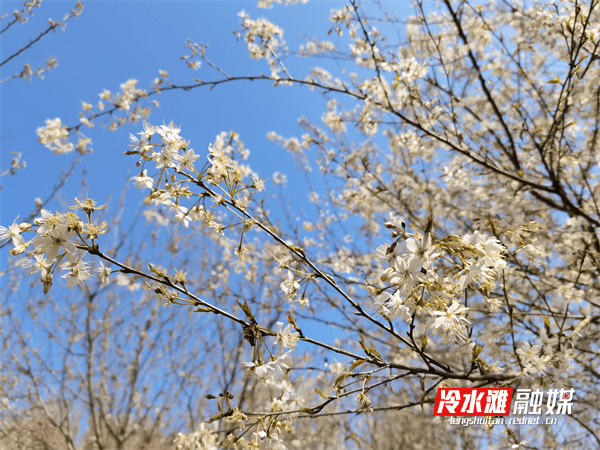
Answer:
[2, 0, 600, 449]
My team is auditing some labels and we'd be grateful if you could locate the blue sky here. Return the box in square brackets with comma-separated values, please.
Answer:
[0, 0, 416, 276]
[0, 0, 418, 356]
[0, 1, 353, 233]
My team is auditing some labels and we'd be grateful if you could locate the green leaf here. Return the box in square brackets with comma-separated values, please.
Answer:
[334, 373, 349, 389]
[424, 212, 434, 234]
[542, 314, 551, 336]
[361, 155, 370, 170]
[358, 334, 368, 353]
[349, 359, 367, 372]
[148, 263, 166, 277]
[357, 334, 382, 360]
[547, 75, 562, 84]
[237, 300, 255, 322]
[315, 388, 328, 399]
[420, 332, 428, 348]
[367, 347, 382, 359]
[472, 343, 483, 361]
[288, 313, 303, 337]
[290, 244, 305, 255]
[207, 410, 232, 423]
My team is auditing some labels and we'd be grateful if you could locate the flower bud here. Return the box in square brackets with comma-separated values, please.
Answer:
[10, 244, 27, 255]
[43, 274, 53, 295]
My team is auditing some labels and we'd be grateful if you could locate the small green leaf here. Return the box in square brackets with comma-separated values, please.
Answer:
[148, 263, 166, 277]
[334, 373, 349, 389]
[472, 343, 483, 361]
[237, 300, 255, 321]
[367, 347, 382, 360]
[358, 334, 368, 353]
[290, 245, 305, 255]
[315, 388, 328, 399]
[542, 314, 551, 336]
[349, 359, 367, 372]
[207, 410, 232, 423]
[288, 313, 303, 337]
[547, 75, 562, 84]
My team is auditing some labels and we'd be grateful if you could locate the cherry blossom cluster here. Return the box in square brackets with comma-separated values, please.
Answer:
[235, 11, 287, 78]
[173, 423, 218, 450]
[36, 118, 75, 154]
[81, 79, 155, 132]
[244, 320, 298, 377]
[0, 200, 110, 294]
[0, 151, 26, 178]
[279, 270, 310, 308]
[36, 79, 156, 155]
[127, 122, 264, 236]
[374, 223, 506, 342]
[16, 57, 57, 83]
[36, 117, 93, 155]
